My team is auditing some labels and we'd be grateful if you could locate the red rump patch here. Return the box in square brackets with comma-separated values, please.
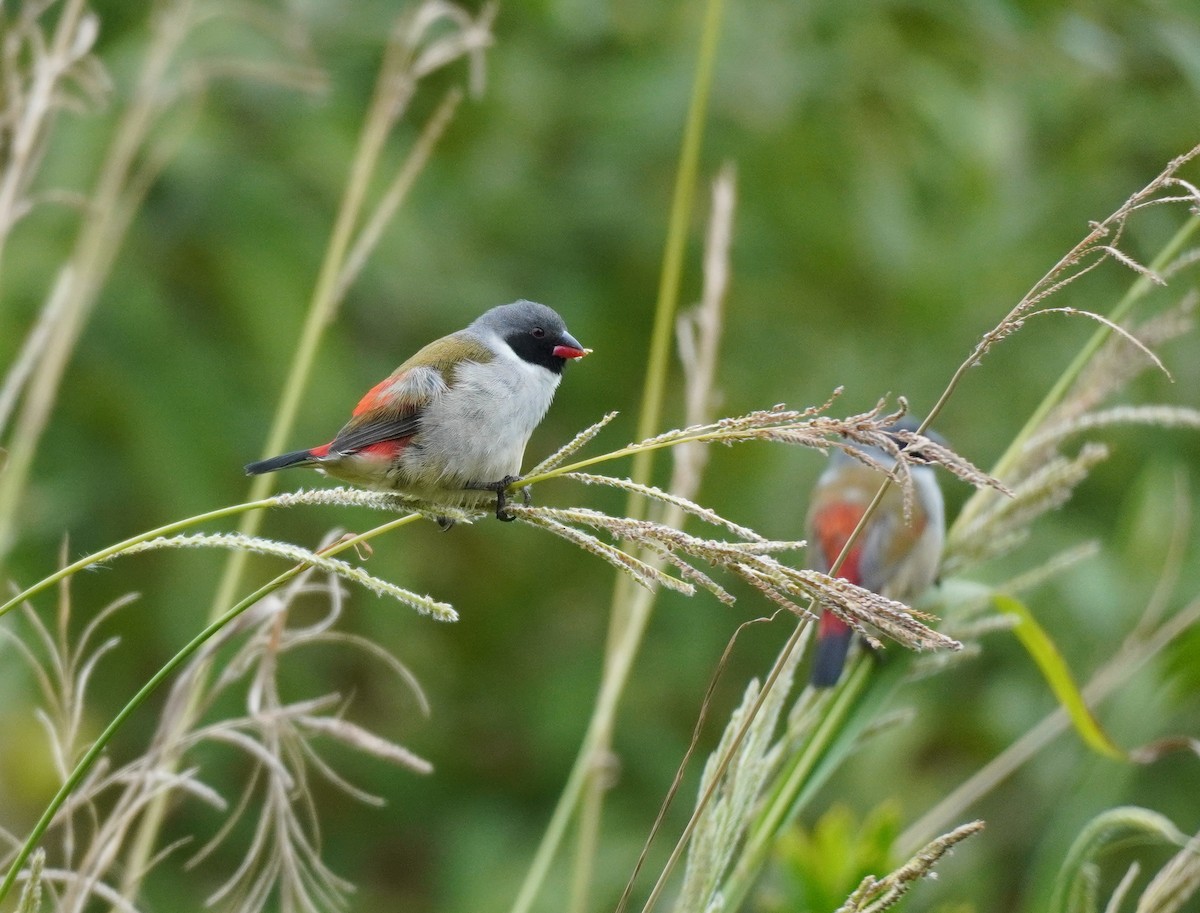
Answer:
[309, 443, 331, 458]
[352, 375, 401, 417]
[818, 611, 851, 638]
[358, 439, 407, 461]
[813, 502, 865, 585]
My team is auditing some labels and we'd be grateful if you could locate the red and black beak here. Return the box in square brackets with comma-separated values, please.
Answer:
[552, 331, 590, 360]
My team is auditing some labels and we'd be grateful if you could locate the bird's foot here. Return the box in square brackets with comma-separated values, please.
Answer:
[466, 475, 528, 521]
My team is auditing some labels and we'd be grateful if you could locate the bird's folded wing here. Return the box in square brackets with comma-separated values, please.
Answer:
[330, 365, 449, 454]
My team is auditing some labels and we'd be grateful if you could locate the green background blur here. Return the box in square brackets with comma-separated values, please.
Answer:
[2, 0, 1200, 910]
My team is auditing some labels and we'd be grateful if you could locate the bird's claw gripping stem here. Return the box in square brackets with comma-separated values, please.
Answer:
[469, 475, 530, 521]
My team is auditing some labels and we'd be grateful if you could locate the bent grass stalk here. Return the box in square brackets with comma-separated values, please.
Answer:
[951, 213, 1200, 533]
[0, 497, 276, 622]
[516, 1, 728, 910]
[0, 510, 423, 905]
[0, 0, 196, 564]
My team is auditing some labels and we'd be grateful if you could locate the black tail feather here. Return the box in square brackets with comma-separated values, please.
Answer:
[245, 449, 316, 476]
[810, 628, 853, 689]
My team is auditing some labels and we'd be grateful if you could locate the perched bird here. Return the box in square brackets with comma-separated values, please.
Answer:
[246, 300, 589, 521]
[805, 422, 945, 687]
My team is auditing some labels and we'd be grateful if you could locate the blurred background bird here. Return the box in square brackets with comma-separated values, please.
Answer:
[805, 420, 946, 687]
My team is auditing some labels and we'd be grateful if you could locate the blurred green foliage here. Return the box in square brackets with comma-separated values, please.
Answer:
[763, 803, 900, 911]
[1, 0, 1199, 911]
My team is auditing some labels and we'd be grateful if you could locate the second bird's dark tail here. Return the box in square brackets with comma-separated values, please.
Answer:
[245, 448, 317, 476]
[810, 612, 854, 688]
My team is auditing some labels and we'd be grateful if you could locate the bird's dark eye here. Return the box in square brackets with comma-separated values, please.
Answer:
[531, 326, 546, 339]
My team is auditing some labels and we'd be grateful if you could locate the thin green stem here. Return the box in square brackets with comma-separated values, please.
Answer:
[569, 784, 604, 913]
[525, 2, 728, 910]
[627, 0, 726, 498]
[0, 496, 278, 621]
[511, 584, 658, 913]
[0, 511, 420, 905]
[519, 423, 765, 490]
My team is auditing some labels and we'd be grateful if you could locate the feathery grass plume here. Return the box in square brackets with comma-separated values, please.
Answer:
[0, 0, 328, 564]
[513, 395, 996, 658]
[509, 506, 699, 597]
[673, 632, 806, 912]
[271, 485, 485, 527]
[831, 820, 985, 913]
[819, 406, 1012, 522]
[1136, 828, 1200, 913]
[537, 397, 1003, 513]
[116, 531, 457, 621]
[14, 847, 43, 913]
[0, 564, 160, 911]
[945, 148, 1200, 571]
[0, 0, 110, 439]
[945, 287, 1200, 577]
[959, 145, 1200, 370]
[1032, 294, 1200, 446]
[509, 496, 962, 658]
[564, 473, 764, 541]
[271, 486, 423, 512]
[1060, 292, 1196, 417]
[670, 160, 735, 498]
[1028, 405, 1200, 450]
[0, 543, 432, 912]
[178, 569, 431, 912]
[0, 1, 110, 259]
[525, 411, 620, 477]
[945, 443, 1110, 574]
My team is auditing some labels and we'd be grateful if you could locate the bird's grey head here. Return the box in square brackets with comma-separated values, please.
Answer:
[471, 300, 587, 374]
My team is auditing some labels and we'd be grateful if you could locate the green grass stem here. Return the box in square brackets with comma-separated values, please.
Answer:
[519, 1, 729, 910]
[0, 496, 278, 621]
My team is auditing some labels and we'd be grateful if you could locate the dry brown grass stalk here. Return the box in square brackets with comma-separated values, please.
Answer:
[834, 820, 985, 913]
[1, 547, 432, 913]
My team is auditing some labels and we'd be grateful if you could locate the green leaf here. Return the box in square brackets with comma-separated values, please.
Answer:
[770, 802, 901, 913]
[994, 594, 1125, 761]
